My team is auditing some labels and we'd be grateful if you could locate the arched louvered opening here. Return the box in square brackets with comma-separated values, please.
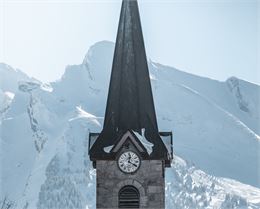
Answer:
[119, 185, 140, 208]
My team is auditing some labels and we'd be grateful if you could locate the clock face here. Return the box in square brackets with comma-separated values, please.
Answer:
[118, 151, 140, 173]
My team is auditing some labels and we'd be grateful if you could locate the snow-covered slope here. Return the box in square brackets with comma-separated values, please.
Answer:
[1, 41, 259, 209]
[150, 62, 260, 187]
[0, 63, 33, 93]
[166, 156, 260, 209]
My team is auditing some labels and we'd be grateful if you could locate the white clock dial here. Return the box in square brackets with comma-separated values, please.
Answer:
[118, 151, 140, 173]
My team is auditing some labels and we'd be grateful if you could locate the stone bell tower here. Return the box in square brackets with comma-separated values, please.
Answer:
[89, 0, 173, 208]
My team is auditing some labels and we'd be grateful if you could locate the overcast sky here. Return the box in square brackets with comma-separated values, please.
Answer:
[0, 0, 259, 84]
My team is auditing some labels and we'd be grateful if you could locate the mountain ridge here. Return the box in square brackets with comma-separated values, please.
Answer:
[0, 41, 259, 209]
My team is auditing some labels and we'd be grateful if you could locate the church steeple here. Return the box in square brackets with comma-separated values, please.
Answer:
[89, 0, 169, 160]
[89, 1, 172, 208]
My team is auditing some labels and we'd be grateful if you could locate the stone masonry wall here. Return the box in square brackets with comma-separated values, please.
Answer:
[96, 149, 165, 209]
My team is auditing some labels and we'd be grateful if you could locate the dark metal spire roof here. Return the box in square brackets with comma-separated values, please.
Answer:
[105, 0, 158, 132]
[89, 0, 168, 160]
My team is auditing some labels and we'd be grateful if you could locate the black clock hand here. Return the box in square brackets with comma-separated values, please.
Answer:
[128, 161, 137, 167]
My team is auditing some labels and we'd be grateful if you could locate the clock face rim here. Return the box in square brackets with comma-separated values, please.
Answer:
[117, 151, 141, 174]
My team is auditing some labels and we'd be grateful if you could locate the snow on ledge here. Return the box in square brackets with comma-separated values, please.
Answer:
[133, 128, 154, 155]
[103, 145, 114, 153]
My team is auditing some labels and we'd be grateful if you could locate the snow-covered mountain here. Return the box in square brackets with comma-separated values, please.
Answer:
[0, 41, 260, 209]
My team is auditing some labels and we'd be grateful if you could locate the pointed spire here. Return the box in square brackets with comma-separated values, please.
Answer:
[104, 0, 158, 132]
[90, 0, 168, 160]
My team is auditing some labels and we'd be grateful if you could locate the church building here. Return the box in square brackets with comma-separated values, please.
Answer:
[89, 0, 173, 208]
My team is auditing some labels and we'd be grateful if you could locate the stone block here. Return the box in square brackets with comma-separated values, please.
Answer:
[140, 196, 148, 206]
[148, 185, 162, 193]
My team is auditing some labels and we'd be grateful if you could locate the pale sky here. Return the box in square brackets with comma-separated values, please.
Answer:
[0, 0, 259, 84]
